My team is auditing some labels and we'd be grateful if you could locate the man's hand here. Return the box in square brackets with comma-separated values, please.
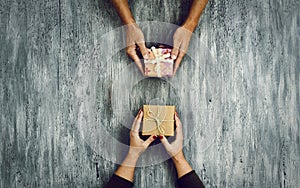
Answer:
[171, 0, 208, 76]
[125, 23, 148, 74]
[111, 0, 148, 74]
[171, 27, 193, 75]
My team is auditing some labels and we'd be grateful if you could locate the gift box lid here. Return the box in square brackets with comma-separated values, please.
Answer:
[142, 105, 175, 136]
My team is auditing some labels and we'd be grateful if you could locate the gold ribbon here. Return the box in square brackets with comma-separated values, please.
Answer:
[144, 107, 174, 135]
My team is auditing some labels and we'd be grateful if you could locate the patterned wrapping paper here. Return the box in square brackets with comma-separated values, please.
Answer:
[142, 105, 175, 136]
[144, 47, 174, 77]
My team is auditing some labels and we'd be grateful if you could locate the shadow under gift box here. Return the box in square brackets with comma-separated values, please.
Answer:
[142, 105, 175, 136]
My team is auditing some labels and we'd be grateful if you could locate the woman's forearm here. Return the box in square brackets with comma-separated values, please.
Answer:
[114, 152, 140, 182]
[172, 152, 193, 178]
[111, 0, 135, 24]
[182, 0, 208, 31]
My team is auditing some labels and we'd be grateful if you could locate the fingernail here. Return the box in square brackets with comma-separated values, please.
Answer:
[175, 112, 178, 116]
[159, 135, 163, 139]
[153, 135, 157, 139]
[138, 108, 142, 114]
[171, 55, 177, 59]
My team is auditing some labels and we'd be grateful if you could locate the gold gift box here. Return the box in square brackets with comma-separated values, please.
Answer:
[142, 105, 175, 136]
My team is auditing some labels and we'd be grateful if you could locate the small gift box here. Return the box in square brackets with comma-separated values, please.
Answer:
[144, 47, 174, 77]
[142, 105, 175, 136]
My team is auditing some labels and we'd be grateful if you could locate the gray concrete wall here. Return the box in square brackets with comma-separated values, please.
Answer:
[0, 0, 299, 187]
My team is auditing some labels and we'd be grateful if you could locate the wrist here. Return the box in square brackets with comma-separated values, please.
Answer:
[118, 151, 140, 168]
[182, 20, 198, 32]
[125, 22, 139, 32]
[171, 151, 186, 163]
[123, 17, 136, 25]
[127, 149, 141, 160]
[171, 152, 193, 178]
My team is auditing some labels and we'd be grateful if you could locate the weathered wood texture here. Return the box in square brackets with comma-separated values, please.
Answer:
[0, 0, 299, 187]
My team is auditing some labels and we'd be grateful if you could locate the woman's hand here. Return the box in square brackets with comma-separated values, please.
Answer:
[160, 112, 184, 158]
[114, 109, 156, 182]
[128, 109, 156, 158]
[125, 23, 149, 74]
[160, 112, 193, 178]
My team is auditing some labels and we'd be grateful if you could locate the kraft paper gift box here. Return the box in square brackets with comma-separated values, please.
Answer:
[142, 105, 175, 136]
[144, 47, 174, 77]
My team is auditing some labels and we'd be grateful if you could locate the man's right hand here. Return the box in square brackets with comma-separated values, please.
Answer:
[125, 23, 148, 74]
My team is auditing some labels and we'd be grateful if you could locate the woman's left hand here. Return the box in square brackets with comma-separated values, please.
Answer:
[128, 109, 157, 158]
[114, 109, 156, 181]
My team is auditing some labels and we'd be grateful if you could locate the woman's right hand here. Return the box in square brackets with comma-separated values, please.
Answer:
[160, 112, 193, 178]
[159, 112, 184, 159]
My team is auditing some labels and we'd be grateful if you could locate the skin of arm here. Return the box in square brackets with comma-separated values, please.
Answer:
[114, 152, 139, 182]
[160, 113, 193, 178]
[114, 109, 156, 182]
[171, 151, 193, 178]
[182, 0, 209, 31]
[111, 0, 208, 76]
[172, 0, 209, 75]
[111, 0, 135, 24]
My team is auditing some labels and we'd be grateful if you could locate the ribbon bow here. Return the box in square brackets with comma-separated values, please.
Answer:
[145, 47, 173, 77]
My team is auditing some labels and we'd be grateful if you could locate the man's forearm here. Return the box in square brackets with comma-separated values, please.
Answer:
[111, 0, 135, 24]
[183, 0, 208, 31]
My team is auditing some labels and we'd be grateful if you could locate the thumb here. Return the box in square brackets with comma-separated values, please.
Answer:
[173, 52, 184, 75]
[160, 135, 171, 150]
[171, 39, 181, 60]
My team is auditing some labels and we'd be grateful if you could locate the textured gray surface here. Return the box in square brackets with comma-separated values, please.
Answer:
[0, 0, 299, 187]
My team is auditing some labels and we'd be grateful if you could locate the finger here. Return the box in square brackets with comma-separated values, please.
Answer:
[171, 39, 181, 60]
[144, 135, 157, 147]
[137, 42, 149, 60]
[174, 112, 182, 128]
[133, 111, 143, 132]
[133, 108, 142, 121]
[131, 109, 143, 135]
[175, 114, 183, 135]
[175, 115, 183, 140]
[160, 135, 171, 150]
[127, 46, 145, 75]
[173, 51, 185, 75]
